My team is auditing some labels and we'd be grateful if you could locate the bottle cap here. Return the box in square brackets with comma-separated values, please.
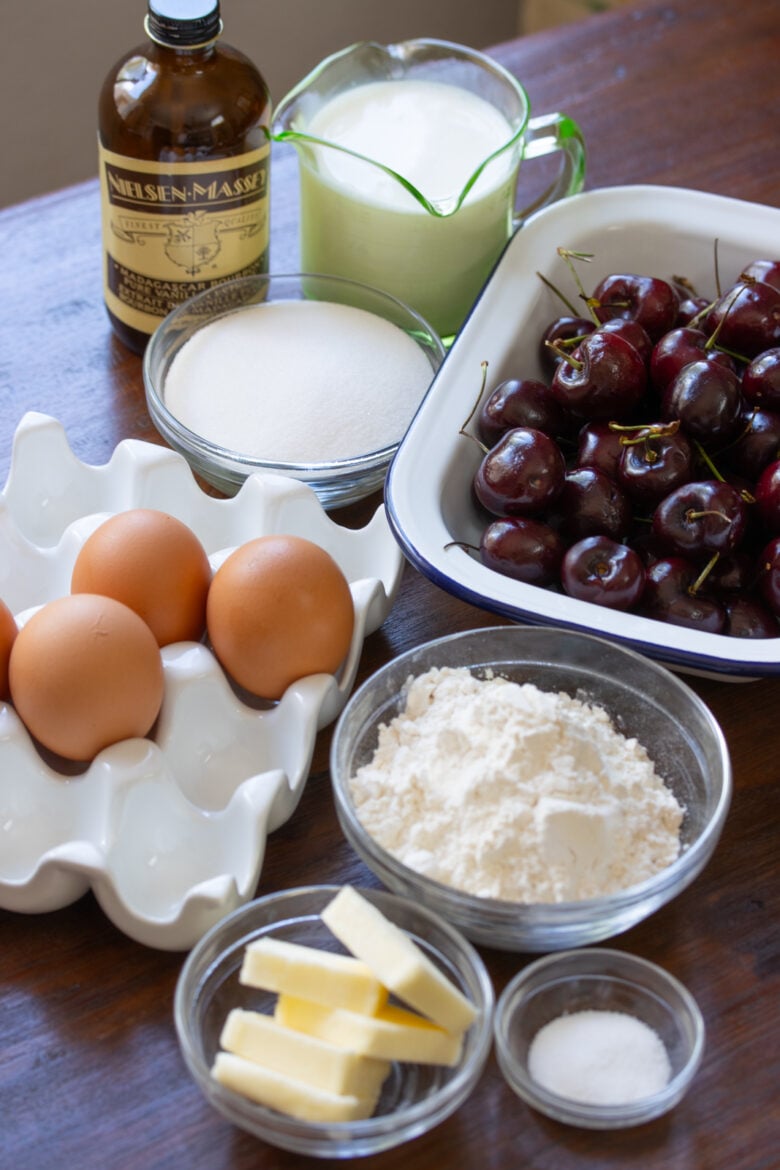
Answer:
[146, 0, 222, 47]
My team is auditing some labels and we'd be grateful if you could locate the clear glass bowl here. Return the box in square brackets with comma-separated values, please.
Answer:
[493, 948, 705, 1128]
[143, 273, 444, 508]
[173, 884, 494, 1158]
[330, 625, 732, 952]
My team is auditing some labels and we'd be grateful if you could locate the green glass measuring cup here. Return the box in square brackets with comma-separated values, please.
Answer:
[272, 38, 586, 343]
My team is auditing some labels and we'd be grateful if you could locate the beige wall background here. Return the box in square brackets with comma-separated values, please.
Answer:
[2, 0, 625, 208]
[2, 0, 520, 207]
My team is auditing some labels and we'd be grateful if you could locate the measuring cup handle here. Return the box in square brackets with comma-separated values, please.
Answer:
[513, 112, 587, 227]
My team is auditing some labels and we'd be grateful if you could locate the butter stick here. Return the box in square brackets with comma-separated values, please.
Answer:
[220, 1007, 390, 1097]
[275, 994, 464, 1066]
[320, 886, 476, 1034]
[211, 1051, 380, 1123]
[239, 935, 388, 1014]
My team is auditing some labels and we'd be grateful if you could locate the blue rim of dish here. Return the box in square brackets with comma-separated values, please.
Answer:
[380, 503, 780, 679]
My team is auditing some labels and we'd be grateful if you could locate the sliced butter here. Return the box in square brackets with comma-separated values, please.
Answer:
[239, 935, 388, 1014]
[320, 886, 476, 1034]
[275, 993, 464, 1066]
[211, 1051, 380, 1123]
[219, 1007, 390, 1097]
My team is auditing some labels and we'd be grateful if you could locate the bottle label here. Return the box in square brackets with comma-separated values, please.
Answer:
[98, 142, 270, 335]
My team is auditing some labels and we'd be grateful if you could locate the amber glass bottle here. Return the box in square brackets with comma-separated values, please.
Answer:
[98, 0, 271, 352]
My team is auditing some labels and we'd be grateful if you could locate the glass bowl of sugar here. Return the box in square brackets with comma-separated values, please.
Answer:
[493, 947, 705, 1128]
[143, 273, 444, 508]
[329, 624, 732, 953]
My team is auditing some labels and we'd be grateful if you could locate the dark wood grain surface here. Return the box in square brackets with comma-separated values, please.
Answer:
[1, 1, 779, 1167]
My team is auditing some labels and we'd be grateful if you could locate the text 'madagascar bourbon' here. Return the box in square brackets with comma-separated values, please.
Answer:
[98, 144, 270, 335]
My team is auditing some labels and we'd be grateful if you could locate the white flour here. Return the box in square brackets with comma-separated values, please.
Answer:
[348, 667, 684, 903]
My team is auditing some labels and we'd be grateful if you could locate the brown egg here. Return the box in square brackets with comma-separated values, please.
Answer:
[71, 508, 211, 646]
[8, 593, 164, 762]
[0, 596, 18, 701]
[206, 534, 354, 701]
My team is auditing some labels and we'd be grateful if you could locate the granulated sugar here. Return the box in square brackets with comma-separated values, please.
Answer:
[528, 1009, 672, 1104]
[163, 299, 433, 463]
[348, 667, 684, 903]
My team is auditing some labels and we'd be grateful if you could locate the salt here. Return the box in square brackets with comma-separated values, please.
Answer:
[162, 299, 434, 463]
[527, 1008, 672, 1106]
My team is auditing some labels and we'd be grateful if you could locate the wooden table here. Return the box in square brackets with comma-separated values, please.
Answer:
[1, 1, 778, 1166]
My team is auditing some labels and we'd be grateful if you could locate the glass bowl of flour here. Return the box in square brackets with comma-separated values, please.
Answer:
[330, 625, 732, 952]
[143, 273, 444, 508]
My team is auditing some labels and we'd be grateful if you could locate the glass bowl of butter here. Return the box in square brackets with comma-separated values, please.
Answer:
[143, 272, 444, 509]
[174, 883, 494, 1157]
[330, 624, 732, 953]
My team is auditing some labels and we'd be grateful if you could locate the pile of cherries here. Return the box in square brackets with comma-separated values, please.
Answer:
[467, 250, 780, 637]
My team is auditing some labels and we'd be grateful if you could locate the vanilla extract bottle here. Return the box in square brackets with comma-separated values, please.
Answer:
[98, 0, 271, 352]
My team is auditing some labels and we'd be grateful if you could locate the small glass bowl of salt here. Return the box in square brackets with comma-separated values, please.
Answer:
[493, 948, 705, 1129]
[143, 272, 444, 509]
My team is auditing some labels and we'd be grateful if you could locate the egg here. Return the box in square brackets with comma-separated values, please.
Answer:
[206, 534, 354, 701]
[0, 596, 18, 701]
[71, 508, 212, 646]
[8, 593, 164, 762]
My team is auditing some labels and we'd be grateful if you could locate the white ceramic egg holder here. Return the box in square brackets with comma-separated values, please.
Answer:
[0, 413, 404, 950]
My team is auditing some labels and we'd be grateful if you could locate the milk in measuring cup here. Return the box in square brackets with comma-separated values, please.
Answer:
[299, 79, 518, 339]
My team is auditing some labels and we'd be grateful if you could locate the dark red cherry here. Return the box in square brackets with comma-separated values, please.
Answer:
[706, 279, 780, 358]
[676, 296, 711, 327]
[652, 479, 748, 556]
[754, 459, 780, 535]
[551, 331, 647, 421]
[740, 259, 780, 292]
[473, 427, 566, 518]
[724, 407, 780, 481]
[616, 422, 694, 509]
[741, 348, 780, 410]
[671, 276, 709, 326]
[723, 595, 779, 638]
[650, 327, 736, 396]
[540, 315, 595, 375]
[758, 535, 780, 616]
[560, 535, 645, 610]
[555, 466, 632, 542]
[479, 516, 564, 586]
[477, 378, 566, 446]
[576, 420, 625, 479]
[642, 556, 726, 633]
[596, 318, 653, 365]
[661, 359, 744, 445]
[590, 273, 679, 342]
[706, 550, 757, 594]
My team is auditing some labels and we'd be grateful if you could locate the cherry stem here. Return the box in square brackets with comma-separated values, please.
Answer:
[685, 508, 731, 525]
[556, 248, 602, 326]
[687, 299, 716, 331]
[694, 440, 755, 503]
[458, 361, 490, 453]
[689, 552, 720, 596]
[714, 237, 722, 298]
[444, 539, 479, 556]
[686, 298, 747, 362]
[609, 420, 681, 445]
[705, 282, 744, 349]
[544, 338, 584, 371]
[694, 441, 725, 482]
[536, 270, 580, 318]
